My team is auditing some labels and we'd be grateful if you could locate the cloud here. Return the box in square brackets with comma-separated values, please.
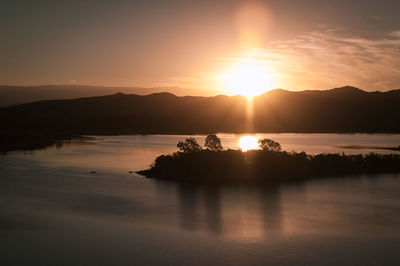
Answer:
[220, 28, 400, 91]
[164, 28, 400, 92]
[390, 31, 400, 38]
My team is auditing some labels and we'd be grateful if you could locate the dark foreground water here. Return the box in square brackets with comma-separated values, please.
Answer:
[1, 134, 400, 265]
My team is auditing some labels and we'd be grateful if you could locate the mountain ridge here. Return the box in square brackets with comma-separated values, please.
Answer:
[0, 85, 216, 107]
[1, 86, 399, 137]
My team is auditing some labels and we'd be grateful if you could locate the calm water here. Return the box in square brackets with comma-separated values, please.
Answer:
[1, 134, 400, 265]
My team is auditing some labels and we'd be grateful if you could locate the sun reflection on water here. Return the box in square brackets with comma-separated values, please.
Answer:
[238, 136, 259, 151]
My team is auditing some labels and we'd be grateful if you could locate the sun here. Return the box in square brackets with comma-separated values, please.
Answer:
[238, 136, 259, 151]
[221, 61, 275, 97]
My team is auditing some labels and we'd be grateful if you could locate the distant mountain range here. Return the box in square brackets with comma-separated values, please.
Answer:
[1, 86, 399, 137]
[0, 85, 216, 107]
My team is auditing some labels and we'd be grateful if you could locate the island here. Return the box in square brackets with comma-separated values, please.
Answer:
[137, 135, 400, 184]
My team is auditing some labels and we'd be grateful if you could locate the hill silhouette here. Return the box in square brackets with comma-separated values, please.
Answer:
[253, 86, 400, 132]
[0, 85, 215, 107]
[0, 86, 399, 152]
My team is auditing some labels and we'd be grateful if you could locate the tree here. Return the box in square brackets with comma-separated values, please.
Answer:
[204, 134, 223, 151]
[177, 137, 202, 153]
[258, 138, 281, 151]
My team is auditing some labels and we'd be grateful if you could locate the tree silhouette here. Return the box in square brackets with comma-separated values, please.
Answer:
[204, 134, 223, 151]
[258, 138, 281, 151]
[177, 137, 202, 153]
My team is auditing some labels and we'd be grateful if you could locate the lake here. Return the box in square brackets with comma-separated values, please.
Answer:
[1, 134, 400, 265]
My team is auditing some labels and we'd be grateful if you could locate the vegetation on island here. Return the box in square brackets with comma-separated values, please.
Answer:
[137, 135, 400, 184]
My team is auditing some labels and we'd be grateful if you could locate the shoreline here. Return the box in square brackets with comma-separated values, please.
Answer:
[1, 132, 400, 154]
[137, 149, 400, 185]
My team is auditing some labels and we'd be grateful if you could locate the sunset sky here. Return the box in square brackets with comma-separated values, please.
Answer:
[1, 0, 400, 94]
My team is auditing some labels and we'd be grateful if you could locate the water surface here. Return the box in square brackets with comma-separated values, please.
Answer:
[1, 134, 400, 265]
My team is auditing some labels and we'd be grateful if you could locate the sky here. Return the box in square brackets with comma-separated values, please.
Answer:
[1, 0, 400, 94]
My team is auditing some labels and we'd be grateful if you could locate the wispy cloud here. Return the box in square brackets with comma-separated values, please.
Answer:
[165, 28, 400, 92]
[229, 28, 400, 91]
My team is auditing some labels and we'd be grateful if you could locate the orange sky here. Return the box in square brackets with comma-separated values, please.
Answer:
[1, 0, 400, 94]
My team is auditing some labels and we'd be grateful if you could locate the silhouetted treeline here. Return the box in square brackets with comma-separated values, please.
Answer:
[0, 129, 92, 153]
[137, 150, 400, 184]
[1, 86, 400, 152]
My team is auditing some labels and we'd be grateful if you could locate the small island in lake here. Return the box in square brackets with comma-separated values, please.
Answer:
[137, 135, 400, 184]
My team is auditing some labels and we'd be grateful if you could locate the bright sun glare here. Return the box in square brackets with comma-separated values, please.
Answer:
[238, 136, 259, 151]
[222, 61, 275, 97]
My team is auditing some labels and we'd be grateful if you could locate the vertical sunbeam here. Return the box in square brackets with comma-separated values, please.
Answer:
[245, 96, 254, 133]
